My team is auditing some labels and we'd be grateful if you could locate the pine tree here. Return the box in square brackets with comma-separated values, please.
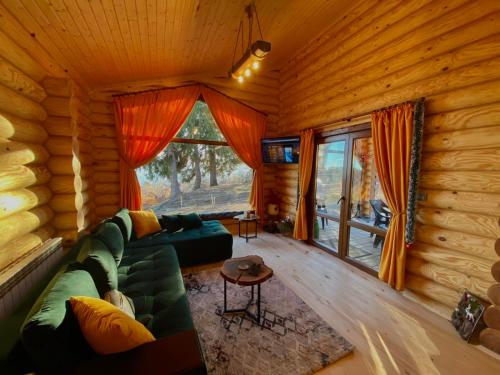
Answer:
[140, 101, 242, 196]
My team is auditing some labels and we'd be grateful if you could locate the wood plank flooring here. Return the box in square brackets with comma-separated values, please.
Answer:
[184, 232, 500, 374]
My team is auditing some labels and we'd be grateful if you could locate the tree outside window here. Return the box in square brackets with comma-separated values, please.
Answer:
[138, 101, 252, 214]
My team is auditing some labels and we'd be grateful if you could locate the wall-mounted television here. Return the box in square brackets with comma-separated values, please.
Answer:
[262, 136, 300, 164]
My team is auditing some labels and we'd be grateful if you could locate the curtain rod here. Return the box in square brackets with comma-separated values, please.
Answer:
[311, 97, 426, 133]
[111, 82, 269, 117]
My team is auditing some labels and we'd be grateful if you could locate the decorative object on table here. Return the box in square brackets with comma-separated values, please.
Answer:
[277, 216, 294, 235]
[183, 267, 354, 374]
[233, 213, 259, 242]
[244, 209, 256, 219]
[267, 202, 279, 216]
[451, 290, 487, 343]
[220, 255, 272, 324]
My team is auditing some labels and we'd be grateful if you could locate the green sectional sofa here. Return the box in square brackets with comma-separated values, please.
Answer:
[0, 209, 233, 374]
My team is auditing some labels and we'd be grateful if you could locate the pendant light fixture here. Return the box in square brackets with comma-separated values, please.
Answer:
[229, 1, 271, 83]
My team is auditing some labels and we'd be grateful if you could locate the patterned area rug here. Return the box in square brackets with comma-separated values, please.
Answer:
[183, 268, 354, 374]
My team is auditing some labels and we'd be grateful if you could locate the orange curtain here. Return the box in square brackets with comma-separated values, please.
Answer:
[293, 129, 314, 240]
[372, 102, 414, 290]
[114, 86, 201, 210]
[201, 87, 267, 221]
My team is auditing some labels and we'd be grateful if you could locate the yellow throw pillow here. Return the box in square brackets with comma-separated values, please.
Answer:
[129, 210, 161, 239]
[70, 296, 155, 355]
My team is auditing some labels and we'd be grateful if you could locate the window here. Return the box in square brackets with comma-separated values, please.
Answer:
[138, 101, 252, 215]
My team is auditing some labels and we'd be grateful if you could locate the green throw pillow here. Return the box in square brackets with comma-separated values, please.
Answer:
[178, 213, 203, 230]
[161, 215, 183, 233]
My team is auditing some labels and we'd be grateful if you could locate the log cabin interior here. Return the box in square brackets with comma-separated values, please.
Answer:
[0, 0, 499, 374]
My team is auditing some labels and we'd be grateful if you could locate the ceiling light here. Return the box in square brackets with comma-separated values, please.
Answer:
[229, 3, 271, 82]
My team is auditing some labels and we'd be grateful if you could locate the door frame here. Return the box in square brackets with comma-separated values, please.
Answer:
[306, 122, 381, 276]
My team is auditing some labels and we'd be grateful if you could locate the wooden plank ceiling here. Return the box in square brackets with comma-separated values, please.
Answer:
[0, 0, 358, 89]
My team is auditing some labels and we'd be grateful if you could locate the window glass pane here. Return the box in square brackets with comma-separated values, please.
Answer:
[315, 141, 345, 219]
[313, 140, 346, 252]
[177, 101, 224, 141]
[347, 226, 383, 271]
[138, 101, 252, 214]
[349, 137, 390, 228]
[347, 136, 389, 272]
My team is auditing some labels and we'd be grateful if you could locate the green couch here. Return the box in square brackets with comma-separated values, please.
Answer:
[0, 209, 233, 374]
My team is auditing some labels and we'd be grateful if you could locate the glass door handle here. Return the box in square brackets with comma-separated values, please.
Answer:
[337, 196, 345, 205]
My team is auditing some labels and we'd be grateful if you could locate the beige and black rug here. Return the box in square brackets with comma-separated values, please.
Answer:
[183, 268, 354, 375]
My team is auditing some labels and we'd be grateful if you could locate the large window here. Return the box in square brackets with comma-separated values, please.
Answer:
[138, 101, 252, 215]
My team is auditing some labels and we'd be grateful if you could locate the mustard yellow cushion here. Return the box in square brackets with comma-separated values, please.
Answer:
[70, 296, 155, 355]
[129, 210, 161, 239]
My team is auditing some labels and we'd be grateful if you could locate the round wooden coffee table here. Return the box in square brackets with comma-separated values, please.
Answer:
[220, 255, 273, 323]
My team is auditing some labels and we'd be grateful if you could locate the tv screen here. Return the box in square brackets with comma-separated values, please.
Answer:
[262, 137, 300, 164]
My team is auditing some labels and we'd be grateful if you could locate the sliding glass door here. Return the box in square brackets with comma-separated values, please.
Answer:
[312, 138, 347, 253]
[311, 126, 390, 274]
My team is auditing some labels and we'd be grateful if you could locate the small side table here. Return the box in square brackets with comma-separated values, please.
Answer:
[233, 214, 259, 242]
[220, 255, 273, 324]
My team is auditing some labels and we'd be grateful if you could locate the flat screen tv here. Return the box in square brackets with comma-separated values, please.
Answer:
[262, 137, 300, 164]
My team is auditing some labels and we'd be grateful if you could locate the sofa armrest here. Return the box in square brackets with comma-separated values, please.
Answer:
[71, 330, 206, 375]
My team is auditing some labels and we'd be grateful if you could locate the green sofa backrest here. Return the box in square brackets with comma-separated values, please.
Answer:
[92, 221, 125, 265]
[109, 208, 133, 243]
[20, 263, 100, 371]
[77, 236, 119, 297]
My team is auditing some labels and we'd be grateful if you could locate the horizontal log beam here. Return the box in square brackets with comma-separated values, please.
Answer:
[0, 186, 51, 220]
[0, 56, 46, 102]
[0, 205, 53, 247]
[0, 165, 50, 192]
[0, 111, 48, 144]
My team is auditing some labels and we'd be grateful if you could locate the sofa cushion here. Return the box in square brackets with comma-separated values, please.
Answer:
[160, 214, 182, 233]
[110, 208, 133, 243]
[118, 245, 193, 338]
[127, 220, 233, 267]
[104, 290, 135, 319]
[92, 222, 124, 265]
[129, 210, 161, 239]
[178, 213, 202, 230]
[70, 296, 155, 355]
[79, 238, 118, 296]
[21, 264, 99, 371]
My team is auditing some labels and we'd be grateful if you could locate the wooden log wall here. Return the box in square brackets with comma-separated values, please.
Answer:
[42, 78, 93, 247]
[90, 71, 280, 223]
[0, 31, 55, 272]
[88, 97, 120, 224]
[270, 0, 500, 328]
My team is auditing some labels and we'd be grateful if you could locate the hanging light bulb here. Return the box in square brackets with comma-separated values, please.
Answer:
[237, 75, 244, 83]
[244, 68, 252, 77]
[252, 60, 260, 70]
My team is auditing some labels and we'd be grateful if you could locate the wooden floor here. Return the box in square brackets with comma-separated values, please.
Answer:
[185, 232, 500, 374]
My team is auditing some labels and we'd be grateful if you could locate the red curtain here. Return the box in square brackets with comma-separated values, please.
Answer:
[201, 87, 267, 221]
[114, 86, 201, 210]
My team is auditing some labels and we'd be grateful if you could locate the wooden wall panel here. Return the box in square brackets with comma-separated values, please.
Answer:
[0, 30, 56, 272]
[41, 77, 93, 247]
[273, 0, 500, 325]
[88, 96, 119, 224]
